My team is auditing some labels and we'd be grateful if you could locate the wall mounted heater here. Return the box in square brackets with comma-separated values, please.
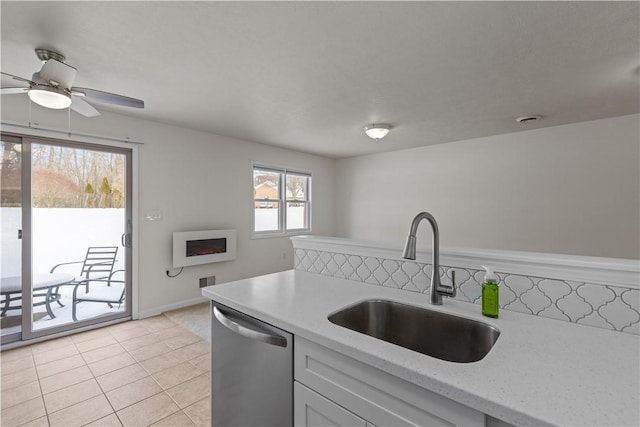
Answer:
[173, 229, 236, 268]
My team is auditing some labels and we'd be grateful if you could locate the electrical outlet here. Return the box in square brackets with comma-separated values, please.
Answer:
[199, 276, 216, 288]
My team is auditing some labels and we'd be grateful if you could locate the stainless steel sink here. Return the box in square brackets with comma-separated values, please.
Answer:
[328, 299, 500, 363]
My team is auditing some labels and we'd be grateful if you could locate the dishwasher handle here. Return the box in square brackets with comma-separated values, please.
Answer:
[213, 306, 288, 348]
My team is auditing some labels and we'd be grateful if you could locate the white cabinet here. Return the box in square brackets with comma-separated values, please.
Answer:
[294, 337, 485, 427]
[295, 382, 366, 427]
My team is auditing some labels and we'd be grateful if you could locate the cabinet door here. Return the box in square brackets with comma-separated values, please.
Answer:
[295, 337, 485, 427]
[295, 382, 366, 427]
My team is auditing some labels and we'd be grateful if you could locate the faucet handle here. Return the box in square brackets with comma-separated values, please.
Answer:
[439, 270, 457, 298]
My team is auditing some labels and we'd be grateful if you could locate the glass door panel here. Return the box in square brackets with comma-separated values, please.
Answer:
[29, 141, 131, 334]
[0, 136, 23, 344]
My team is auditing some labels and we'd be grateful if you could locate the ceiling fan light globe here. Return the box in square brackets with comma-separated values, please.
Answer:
[28, 86, 71, 109]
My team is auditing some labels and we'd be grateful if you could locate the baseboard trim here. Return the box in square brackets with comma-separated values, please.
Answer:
[137, 296, 209, 319]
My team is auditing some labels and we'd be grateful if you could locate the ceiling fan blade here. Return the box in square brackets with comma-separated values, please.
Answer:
[72, 87, 144, 109]
[70, 96, 100, 117]
[1, 71, 34, 85]
[1, 87, 29, 95]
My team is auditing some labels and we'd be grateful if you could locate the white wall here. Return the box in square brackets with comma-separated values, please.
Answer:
[133, 119, 334, 315]
[335, 114, 640, 260]
[2, 97, 335, 315]
[3, 95, 638, 318]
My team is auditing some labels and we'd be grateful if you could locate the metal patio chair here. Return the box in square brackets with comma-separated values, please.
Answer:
[72, 269, 125, 321]
[49, 246, 119, 310]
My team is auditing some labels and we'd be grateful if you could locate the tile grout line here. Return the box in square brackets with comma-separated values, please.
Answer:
[129, 317, 208, 426]
[33, 344, 51, 427]
[102, 320, 153, 427]
[42, 335, 94, 425]
[48, 321, 156, 425]
[41, 323, 147, 425]
[0, 347, 40, 416]
[3, 314, 210, 427]
[99, 318, 202, 426]
[87, 326, 119, 426]
[125, 331, 205, 415]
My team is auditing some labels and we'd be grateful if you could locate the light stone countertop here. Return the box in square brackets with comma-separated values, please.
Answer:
[202, 270, 640, 427]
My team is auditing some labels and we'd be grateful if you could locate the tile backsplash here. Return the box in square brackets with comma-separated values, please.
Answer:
[293, 242, 640, 335]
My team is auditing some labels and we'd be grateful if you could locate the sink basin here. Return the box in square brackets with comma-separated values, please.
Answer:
[328, 299, 500, 363]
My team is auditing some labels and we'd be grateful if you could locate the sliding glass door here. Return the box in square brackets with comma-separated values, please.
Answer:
[0, 135, 23, 344]
[1, 133, 133, 344]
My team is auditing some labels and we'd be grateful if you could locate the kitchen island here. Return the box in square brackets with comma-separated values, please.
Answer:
[203, 269, 639, 426]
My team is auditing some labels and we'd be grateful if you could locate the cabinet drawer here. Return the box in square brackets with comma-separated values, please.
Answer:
[295, 337, 484, 427]
[295, 381, 366, 427]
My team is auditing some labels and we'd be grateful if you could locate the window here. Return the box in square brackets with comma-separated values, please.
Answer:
[253, 165, 311, 236]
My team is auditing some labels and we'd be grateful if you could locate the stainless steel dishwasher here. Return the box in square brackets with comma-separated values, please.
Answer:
[211, 302, 293, 427]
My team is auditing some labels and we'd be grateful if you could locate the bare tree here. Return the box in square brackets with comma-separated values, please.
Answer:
[0, 141, 21, 206]
[286, 175, 307, 201]
[30, 143, 126, 208]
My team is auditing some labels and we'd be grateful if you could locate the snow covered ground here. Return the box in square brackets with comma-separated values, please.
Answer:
[2, 280, 125, 333]
[1, 208, 125, 335]
[254, 206, 306, 231]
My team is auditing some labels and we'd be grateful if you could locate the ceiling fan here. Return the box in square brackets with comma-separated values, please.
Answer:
[1, 48, 144, 117]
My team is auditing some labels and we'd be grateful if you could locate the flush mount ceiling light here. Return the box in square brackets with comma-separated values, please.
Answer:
[363, 124, 392, 140]
[28, 85, 72, 109]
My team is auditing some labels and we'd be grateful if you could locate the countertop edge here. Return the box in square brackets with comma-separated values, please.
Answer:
[203, 270, 640, 427]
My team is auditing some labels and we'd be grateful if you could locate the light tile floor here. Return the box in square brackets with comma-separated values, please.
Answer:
[162, 303, 210, 342]
[0, 307, 211, 427]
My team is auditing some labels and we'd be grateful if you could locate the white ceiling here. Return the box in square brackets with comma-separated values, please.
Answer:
[1, 1, 638, 158]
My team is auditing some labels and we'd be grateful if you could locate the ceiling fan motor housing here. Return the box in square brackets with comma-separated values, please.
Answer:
[40, 59, 77, 89]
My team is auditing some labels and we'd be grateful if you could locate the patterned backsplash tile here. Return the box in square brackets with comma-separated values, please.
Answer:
[294, 248, 640, 335]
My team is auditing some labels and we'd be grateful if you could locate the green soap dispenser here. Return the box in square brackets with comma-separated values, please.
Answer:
[482, 266, 499, 318]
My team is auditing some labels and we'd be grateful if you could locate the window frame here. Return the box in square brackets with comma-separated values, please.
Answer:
[251, 163, 312, 238]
